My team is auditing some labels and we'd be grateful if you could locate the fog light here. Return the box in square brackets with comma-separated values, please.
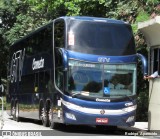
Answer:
[65, 113, 76, 120]
[126, 116, 134, 123]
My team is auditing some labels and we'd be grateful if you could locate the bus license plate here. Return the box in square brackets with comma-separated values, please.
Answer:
[96, 118, 108, 124]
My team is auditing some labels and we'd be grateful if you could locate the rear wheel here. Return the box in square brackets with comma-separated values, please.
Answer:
[48, 107, 52, 127]
[11, 106, 15, 119]
[15, 103, 20, 122]
[40, 103, 48, 127]
[11, 101, 15, 117]
[13, 103, 20, 122]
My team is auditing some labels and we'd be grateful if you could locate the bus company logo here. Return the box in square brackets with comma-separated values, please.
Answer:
[10, 48, 25, 83]
[98, 57, 110, 63]
[32, 57, 44, 70]
[96, 98, 110, 102]
[100, 109, 105, 115]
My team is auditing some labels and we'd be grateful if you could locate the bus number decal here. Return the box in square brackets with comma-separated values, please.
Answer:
[68, 31, 75, 46]
[10, 49, 25, 83]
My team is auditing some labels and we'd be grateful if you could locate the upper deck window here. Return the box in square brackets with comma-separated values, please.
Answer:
[67, 20, 136, 56]
[10, 24, 53, 58]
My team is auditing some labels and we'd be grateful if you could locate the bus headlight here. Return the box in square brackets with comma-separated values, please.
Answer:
[126, 116, 135, 123]
[123, 105, 137, 112]
[65, 113, 76, 120]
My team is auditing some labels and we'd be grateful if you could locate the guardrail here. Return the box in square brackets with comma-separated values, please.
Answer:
[0, 97, 4, 129]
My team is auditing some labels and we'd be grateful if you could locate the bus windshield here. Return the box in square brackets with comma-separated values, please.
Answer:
[67, 20, 136, 56]
[68, 60, 136, 98]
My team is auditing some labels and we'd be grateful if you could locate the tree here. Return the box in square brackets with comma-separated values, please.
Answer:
[0, 0, 48, 79]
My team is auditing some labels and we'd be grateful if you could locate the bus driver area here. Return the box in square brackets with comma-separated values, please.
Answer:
[68, 61, 134, 98]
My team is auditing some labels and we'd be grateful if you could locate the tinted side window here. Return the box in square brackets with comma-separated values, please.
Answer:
[26, 24, 53, 57]
[54, 20, 65, 48]
[21, 74, 35, 94]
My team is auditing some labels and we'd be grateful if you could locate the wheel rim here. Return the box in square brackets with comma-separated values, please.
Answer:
[16, 104, 19, 118]
[48, 108, 52, 126]
[12, 107, 15, 116]
[41, 107, 46, 124]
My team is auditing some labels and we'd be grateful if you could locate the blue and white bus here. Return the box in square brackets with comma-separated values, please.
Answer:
[6, 16, 147, 129]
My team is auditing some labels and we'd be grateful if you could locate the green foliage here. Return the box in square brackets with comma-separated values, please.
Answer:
[107, 0, 138, 21]
[136, 90, 149, 121]
[4, 14, 48, 44]
[145, 0, 159, 5]
[64, 1, 80, 16]
[136, 11, 150, 22]
[132, 10, 150, 34]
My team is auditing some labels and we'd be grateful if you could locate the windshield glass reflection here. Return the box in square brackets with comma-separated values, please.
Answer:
[68, 60, 136, 98]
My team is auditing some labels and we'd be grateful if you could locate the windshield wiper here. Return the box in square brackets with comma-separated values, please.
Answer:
[124, 95, 133, 101]
[71, 91, 90, 97]
[112, 94, 133, 101]
[71, 92, 83, 97]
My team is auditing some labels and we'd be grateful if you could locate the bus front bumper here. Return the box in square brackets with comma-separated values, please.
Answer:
[63, 105, 136, 127]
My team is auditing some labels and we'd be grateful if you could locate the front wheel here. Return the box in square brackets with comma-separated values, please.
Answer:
[49, 110, 59, 129]
[11, 101, 15, 117]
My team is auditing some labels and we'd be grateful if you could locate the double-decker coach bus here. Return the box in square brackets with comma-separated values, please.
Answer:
[6, 16, 147, 128]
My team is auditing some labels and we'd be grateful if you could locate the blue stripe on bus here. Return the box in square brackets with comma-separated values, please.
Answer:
[67, 50, 137, 63]
[62, 95, 136, 110]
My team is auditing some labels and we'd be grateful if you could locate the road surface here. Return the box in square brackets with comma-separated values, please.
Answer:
[0, 111, 157, 139]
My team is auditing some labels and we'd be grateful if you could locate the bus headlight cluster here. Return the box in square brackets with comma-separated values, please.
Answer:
[123, 105, 137, 112]
[126, 116, 135, 123]
[65, 113, 76, 120]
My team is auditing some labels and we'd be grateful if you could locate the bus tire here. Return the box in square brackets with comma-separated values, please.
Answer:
[13, 102, 20, 122]
[40, 103, 48, 127]
[11, 107, 15, 120]
[47, 101, 52, 127]
[11, 100, 14, 117]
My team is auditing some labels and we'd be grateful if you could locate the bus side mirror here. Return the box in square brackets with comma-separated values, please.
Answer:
[137, 53, 148, 76]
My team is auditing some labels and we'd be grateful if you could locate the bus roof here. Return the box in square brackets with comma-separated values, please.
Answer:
[11, 16, 128, 47]
[60, 16, 127, 24]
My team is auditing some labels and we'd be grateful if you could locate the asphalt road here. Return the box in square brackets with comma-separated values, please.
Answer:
[0, 111, 153, 138]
